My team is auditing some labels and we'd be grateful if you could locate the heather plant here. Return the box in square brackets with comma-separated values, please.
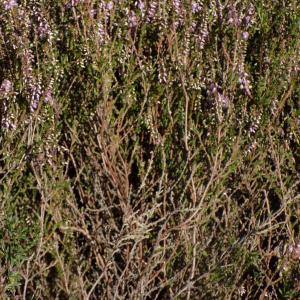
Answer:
[0, 0, 299, 299]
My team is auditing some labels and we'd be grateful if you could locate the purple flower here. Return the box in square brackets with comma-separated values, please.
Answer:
[128, 11, 138, 29]
[30, 83, 42, 112]
[106, 1, 113, 11]
[147, 2, 157, 23]
[173, 0, 181, 14]
[217, 93, 229, 109]
[247, 4, 255, 17]
[2, 118, 16, 130]
[66, 0, 81, 9]
[238, 66, 252, 97]
[97, 22, 106, 44]
[242, 31, 249, 40]
[0, 79, 13, 94]
[242, 16, 251, 28]
[135, 0, 145, 17]
[228, 4, 241, 27]
[207, 81, 229, 109]
[3, 0, 17, 10]
[37, 18, 51, 39]
[209, 82, 218, 95]
[198, 21, 209, 49]
[192, 1, 201, 13]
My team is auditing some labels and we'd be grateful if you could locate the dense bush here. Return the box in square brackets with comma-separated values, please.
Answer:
[0, 0, 299, 299]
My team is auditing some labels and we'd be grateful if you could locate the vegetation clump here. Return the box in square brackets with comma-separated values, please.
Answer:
[0, 0, 299, 299]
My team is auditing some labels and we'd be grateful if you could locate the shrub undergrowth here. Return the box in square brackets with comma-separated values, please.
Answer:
[0, 0, 299, 299]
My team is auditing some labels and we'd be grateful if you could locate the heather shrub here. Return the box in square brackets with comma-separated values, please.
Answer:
[0, 0, 299, 299]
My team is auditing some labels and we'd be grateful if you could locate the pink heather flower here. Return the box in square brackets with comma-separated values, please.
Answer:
[242, 16, 251, 28]
[2, 118, 16, 130]
[217, 93, 229, 109]
[37, 18, 51, 39]
[3, 0, 17, 10]
[192, 1, 201, 13]
[128, 11, 138, 29]
[198, 21, 209, 49]
[147, 2, 157, 23]
[247, 3, 255, 17]
[173, 0, 181, 14]
[135, 0, 145, 17]
[66, 0, 82, 8]
[30, 83, 42, 112]
[207, 82, 229, 109]
[0, 79, 13, 95]
[90, 9, 97, 18]
[208, 82, 218, 95]
[106, 1, 113, 11]
[239, 286, 246, 296]
[242, 31, 249, 40]
[228, 4, 241, 27]
[97, 22, 106, 44]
